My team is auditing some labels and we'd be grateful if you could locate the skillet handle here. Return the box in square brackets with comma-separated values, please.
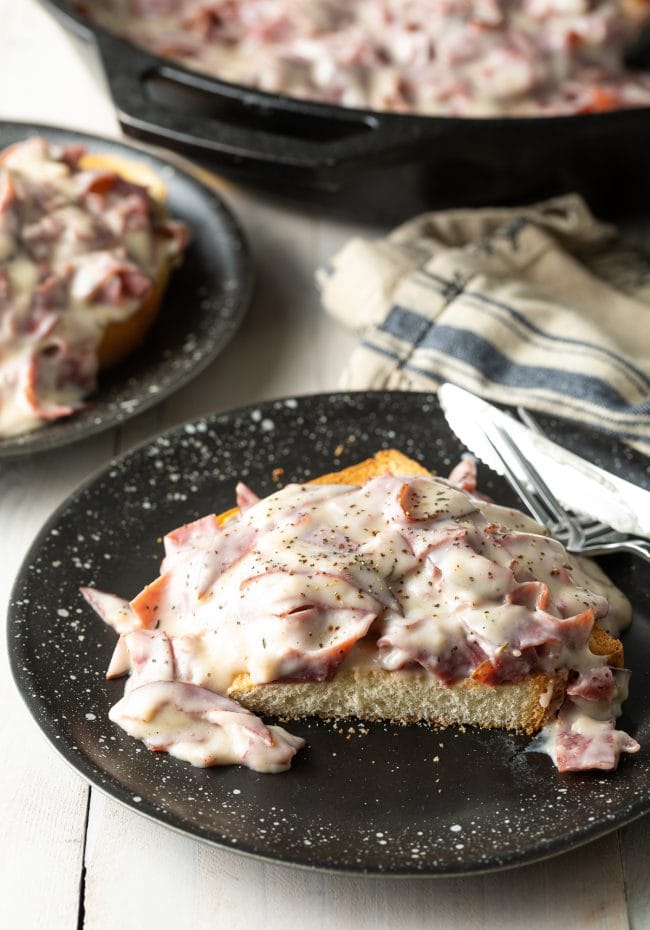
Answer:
[95, 32, 443, 187]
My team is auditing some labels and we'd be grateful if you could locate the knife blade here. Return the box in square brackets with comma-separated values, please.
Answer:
[438, 383, 650, 539]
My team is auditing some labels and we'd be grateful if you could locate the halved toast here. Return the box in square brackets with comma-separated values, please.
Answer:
[226, 450, 624, 735]
[78, 152, 178, 372]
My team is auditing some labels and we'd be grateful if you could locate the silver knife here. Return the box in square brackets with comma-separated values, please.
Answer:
[438, 383, 650, 540]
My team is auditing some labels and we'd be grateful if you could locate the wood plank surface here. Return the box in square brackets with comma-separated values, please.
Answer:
[621, 819, 650, 930]
[83, 793, 630, 930]
[0, 434, 115, 930]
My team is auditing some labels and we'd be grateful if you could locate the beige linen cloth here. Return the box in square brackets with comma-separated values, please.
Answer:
[317, 195, 650, 456]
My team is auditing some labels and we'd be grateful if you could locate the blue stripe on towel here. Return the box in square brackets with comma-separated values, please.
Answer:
[373, 310, 647, 412]
[360, 339, 442, 382]
[378, 306, 432, 344]
[408, 269, 650, 394]
[464, 289, 650, 393]
[420, 325, 649, 413]
[384, 286, 650, 397]
[360, 337, 650, 433]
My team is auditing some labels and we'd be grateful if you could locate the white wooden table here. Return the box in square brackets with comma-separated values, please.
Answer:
[1, 4, 648, 928]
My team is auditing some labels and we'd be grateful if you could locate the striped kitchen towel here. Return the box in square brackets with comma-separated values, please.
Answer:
[317, 194, 650, 455]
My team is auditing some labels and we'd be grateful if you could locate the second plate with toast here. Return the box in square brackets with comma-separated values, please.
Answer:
[0, 121, 252, 457]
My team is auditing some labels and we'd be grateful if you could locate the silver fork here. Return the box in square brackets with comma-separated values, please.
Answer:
[483, 419, 650, 563]
[515, 408, 634, 546]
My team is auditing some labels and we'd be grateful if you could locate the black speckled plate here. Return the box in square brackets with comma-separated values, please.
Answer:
[0, 121, 252, 457]
[8, 392, 650, 875]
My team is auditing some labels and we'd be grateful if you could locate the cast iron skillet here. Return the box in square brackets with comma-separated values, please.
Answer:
[38, 0, 650, 203]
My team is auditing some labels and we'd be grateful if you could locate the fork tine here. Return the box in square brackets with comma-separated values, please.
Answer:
[489, 424, 585, 550]
[496, 407, 646, 560]
[580, 522, 625, 542]
[482, 432, 558, 530]
[515, 407, 626, 544]
[516, 406, 543, 435]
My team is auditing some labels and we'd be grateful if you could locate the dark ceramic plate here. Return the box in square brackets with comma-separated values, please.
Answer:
[8, 392, 650, 875]
[0, 121, 252, 457]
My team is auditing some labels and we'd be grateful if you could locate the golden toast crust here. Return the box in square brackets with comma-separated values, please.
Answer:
[220, 449, 625, 735]
[79, 153, 172, 372]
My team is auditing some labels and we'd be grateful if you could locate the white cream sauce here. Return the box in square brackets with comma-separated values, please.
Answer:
[86, 0, 650, 116]
[531, 667, 639, 770]
[85, 471, 637, 772]
[110, 680, 304, 772]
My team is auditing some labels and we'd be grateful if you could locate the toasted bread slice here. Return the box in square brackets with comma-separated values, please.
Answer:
[229, 626, 622, 735]
[216, 449, 431, 527]
[79, 153, 168, 203]
[78, 153, 176, 372]
[225, 449, 625, 735]
[309, 448, 431, 485]
[94, 261, 171, 372]
[229, 668, 565, 734]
